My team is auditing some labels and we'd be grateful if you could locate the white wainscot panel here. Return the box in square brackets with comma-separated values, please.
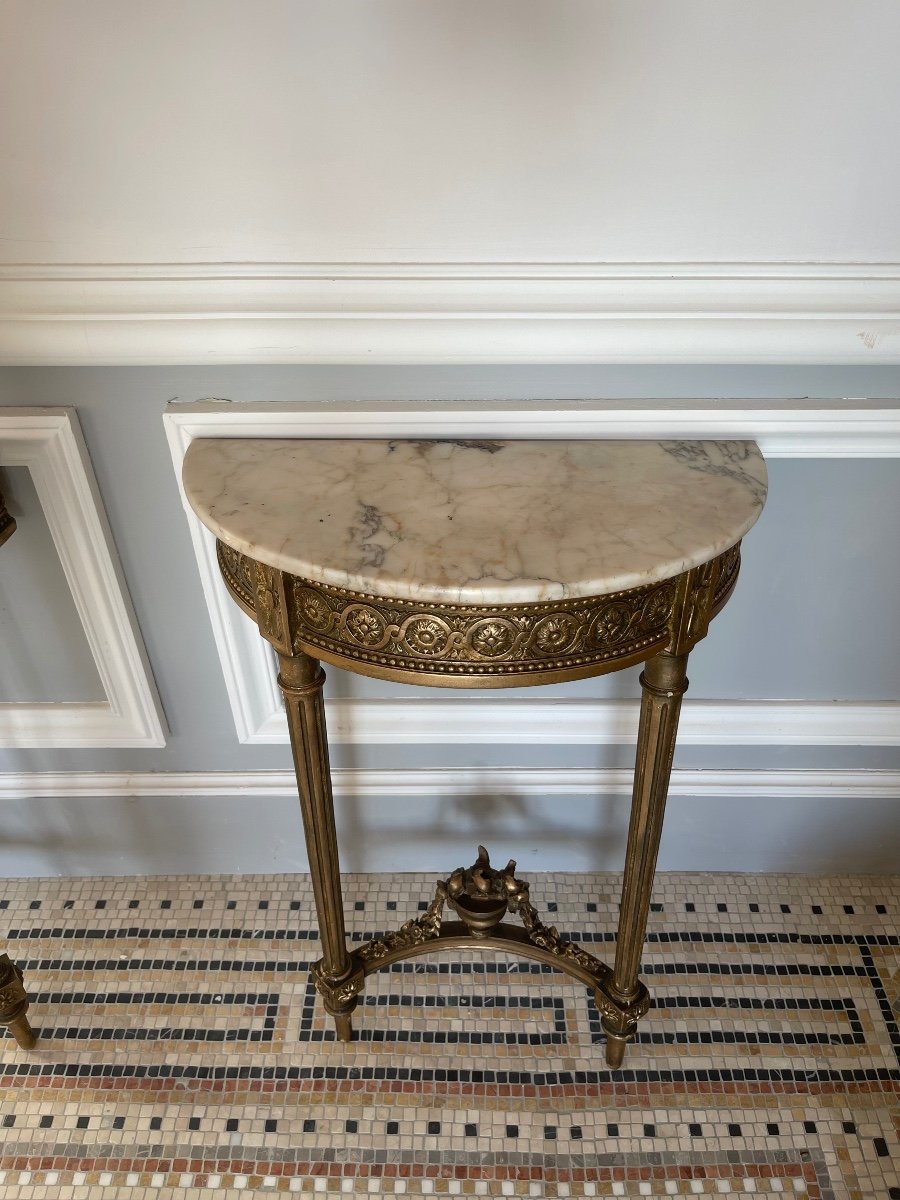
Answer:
[164, 400, 900, 746]
[0, 409, 166, 747]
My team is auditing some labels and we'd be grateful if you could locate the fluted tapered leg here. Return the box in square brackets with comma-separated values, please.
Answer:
[278, 651, 361, 1040]
[602, 650, 689, 1068]
[0, 953, 36, 1050]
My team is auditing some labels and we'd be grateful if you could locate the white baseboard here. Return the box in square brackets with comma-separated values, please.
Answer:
[263, 698, 900, 747]
[2, 767, 897, 802]
[3, 261, 900, 364]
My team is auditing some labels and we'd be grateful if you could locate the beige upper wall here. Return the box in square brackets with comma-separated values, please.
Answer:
[2, 0, 899, 266]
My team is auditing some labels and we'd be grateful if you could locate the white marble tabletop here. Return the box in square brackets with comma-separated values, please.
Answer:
[183, 439, 767, 605]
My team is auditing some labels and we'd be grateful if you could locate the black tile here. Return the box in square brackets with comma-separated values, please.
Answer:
[685, 903, 695, 913]
[303, 1119, 316, 1133]
[258, 900, 269, 910]
[689, 1124, 703, 1136]
[544, 1126, 557, 1139]
[226, 1118, 238, 1132]
[650, 903, 663, 912]
[39, 1115, 53, 1128]
[354, 901, 365, 910]
[160, 900, 171, 909]
[465, 1124, 477, 1137]
[387, 901, 397, 911]
[749, 903, 759, 913]
[95, 900, 106, 909]
[804, 1121, 817, 1134]
[506, 1124, 519, 1138]
[193, 900, 204, 909]
[150, 1117, 162, 1131]
[113, 1116, 125, 1130]
[188, 1117, 200, 1130]
[767, 1123, 780, 1136]
[1, 1116, 14, 1128]
[571, 1126, 583, 1139]
[128, 899, 139, 909]
[387, 1122, 399, 1135]
[586, 903, 597, 913]
[780, 904, 791, 913]
[728, 1124, 742, 1136]
[812, 905, 823, 914]
[607, 1123, 619, 1137]
[876, 904, 887, 914]
[843, 1121, 857, 1134]
[29, 900, 41, 909]
[844, 905, 855, 914]
[874, 1137, 888, 1157]
[427, 1121, 441, 1134]
[643, 1123, 655, 1137]
[76, 1116, 89, 1129]
[345, 1120, 358, 1134]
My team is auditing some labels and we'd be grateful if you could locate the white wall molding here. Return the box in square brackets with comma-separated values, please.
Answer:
[1, 767, 897, 803]
[0, 409, 166, 747]
[3, 261, 900, 365]
[256, 698, 900, 747]
[164, 400, 900, 746]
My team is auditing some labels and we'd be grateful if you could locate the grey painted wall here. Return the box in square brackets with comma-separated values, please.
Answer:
[0, 467, 104, 702]
[1, 366, 898, 875]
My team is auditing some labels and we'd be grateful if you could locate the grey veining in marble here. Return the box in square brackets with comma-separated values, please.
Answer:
[183, 438, 767, 604]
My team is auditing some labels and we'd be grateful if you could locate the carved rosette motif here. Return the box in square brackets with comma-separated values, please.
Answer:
[714, 542, 741, 604]
[593, 983, 651, 1032]
[313, 961, 365, 1011]
[253, 562, 285, 644]
[216, 540, 741, 679]
[216, 542, 256, 612]
[289, 576, 680, 679]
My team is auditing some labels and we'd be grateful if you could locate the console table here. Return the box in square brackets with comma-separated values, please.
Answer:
[183, 437, 766, 1067]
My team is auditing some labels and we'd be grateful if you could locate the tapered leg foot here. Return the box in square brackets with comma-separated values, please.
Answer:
[603, 1027, 628, 1069]
[334, 1012, 353, 1041]
[8, 1014, 36, 1050]
[0, 954, 36, 1050]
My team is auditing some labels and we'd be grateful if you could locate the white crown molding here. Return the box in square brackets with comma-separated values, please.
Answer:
[164, 400, 900, 746]
[0, 409, 166, 747]
[2, 261, 900, 364]
[1, 767, 897, 802]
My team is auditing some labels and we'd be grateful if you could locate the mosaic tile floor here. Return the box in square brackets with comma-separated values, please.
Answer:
[0, 872, 897, 1199]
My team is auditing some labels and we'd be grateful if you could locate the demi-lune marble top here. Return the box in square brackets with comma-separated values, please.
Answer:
[183, 439, 767, 606]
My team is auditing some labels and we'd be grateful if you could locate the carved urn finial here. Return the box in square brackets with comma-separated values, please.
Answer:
[445, 845, 530, 934]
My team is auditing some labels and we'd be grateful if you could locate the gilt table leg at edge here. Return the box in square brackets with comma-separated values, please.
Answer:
[277, 650, 361, 1041]
[0, 953, 37, 1050]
